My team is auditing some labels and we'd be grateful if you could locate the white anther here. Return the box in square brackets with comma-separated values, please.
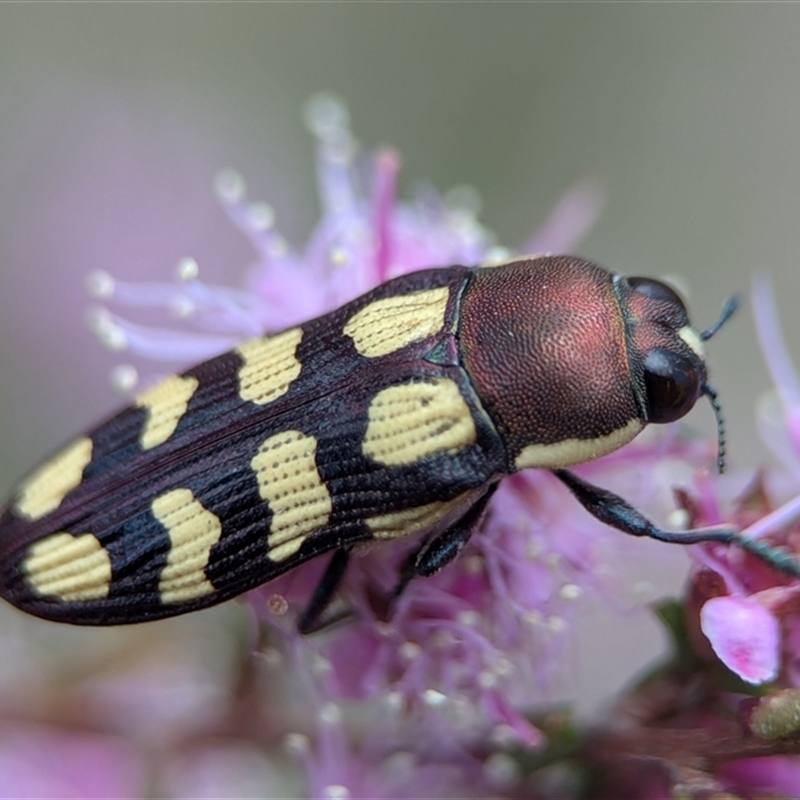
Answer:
[489, 723, 518, 747]
[214, 170, 245, 204]
[283, 732, 310, 756]
[170, 295, 195, 319]
[668, 508, 691, 530]
[323, 785, 351, 800]
[110, 364, 138, 393]
[456, 610, 480, 627]
[494, 657, 514, 677]
[258, 647, 283, 668]
[85, 306, 108, 333]
[247, 203, 275, 231]
[328, 246, 349, 267]
[547, 615, 567, 633]
[311, 654, 332, 676]
[523, 609, 544, 626]
[463, 554, 483, 575]
[399, 641, 421, 661]
[318, 702, 342, 725]
[86, 307, 128, 351]
[478, 670, 499, 689]
[304, 93, 350, 141]
[632, 580, 657, 603]
[384, 691, 403, 711]
[484, 752, 519, 787]
[559, 583, 582, 601]
[86, 270, 115, 299]
[525, 539, 543, 560]
[176, 257, 199, 282]
[422, 689, 448, 706]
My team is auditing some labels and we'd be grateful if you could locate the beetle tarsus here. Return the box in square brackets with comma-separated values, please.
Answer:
[729, 535, 800, 580]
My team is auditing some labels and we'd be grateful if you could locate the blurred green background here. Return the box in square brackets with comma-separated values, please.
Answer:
[0, 5, 798, 712]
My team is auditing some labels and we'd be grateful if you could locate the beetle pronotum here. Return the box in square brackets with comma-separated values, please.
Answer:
[0, 255, 796, 630]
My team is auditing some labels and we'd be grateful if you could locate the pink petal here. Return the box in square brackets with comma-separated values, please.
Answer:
[700, 596, 780, 684]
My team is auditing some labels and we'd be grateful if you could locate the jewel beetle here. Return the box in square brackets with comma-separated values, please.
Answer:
[0, 255, 796, 629]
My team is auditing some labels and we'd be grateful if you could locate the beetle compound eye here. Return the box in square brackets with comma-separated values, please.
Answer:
[628, 277, 686, 310]
[642, 348, 701, 424]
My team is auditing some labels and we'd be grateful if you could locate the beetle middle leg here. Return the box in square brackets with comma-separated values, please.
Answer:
[552, 469, 800, 579]
[297, 547, 352, 634]
[298, 486, 499, 632]
[391, 483, 499, 603]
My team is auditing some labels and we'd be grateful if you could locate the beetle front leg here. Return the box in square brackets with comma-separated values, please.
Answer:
[552, 469, 800, 579]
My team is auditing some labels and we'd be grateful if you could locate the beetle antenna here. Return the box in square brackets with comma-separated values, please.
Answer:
[701, 294, 739, 341]
[698, 295, 737, 472]
[702, 383, 727, 473]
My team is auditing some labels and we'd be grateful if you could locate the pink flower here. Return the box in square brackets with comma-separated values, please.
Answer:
[677, 281, 800, 693]
[700, 595, 780, 683]
[87, 93, 798, 797]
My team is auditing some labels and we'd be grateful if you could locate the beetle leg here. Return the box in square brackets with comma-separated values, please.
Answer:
[391, 484, 499, 603]
[552, 469, 800, 579]
[297, 547, 352, 634]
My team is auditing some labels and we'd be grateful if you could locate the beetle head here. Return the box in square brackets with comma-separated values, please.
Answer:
[622, 276, 736, 472]
[459, 257, 735, 474]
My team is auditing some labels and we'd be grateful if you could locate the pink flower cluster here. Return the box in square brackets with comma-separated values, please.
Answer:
[8, 93, 794, 797]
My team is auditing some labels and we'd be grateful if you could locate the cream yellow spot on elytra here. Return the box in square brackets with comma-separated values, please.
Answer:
[136, 374, 199, 450]
[362, 379, 477, 467]
[152, 488, 222, 604]
[343, 287, 450, 358]
[14, 437, 93, 521]
[252, 430, 332, 563]
[24, 532, 111, 602]
[268, 538, 306, 563]
[366, 490, 476, 540]
[514, 418, 643, 471]
[237, 328, 303, 405]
